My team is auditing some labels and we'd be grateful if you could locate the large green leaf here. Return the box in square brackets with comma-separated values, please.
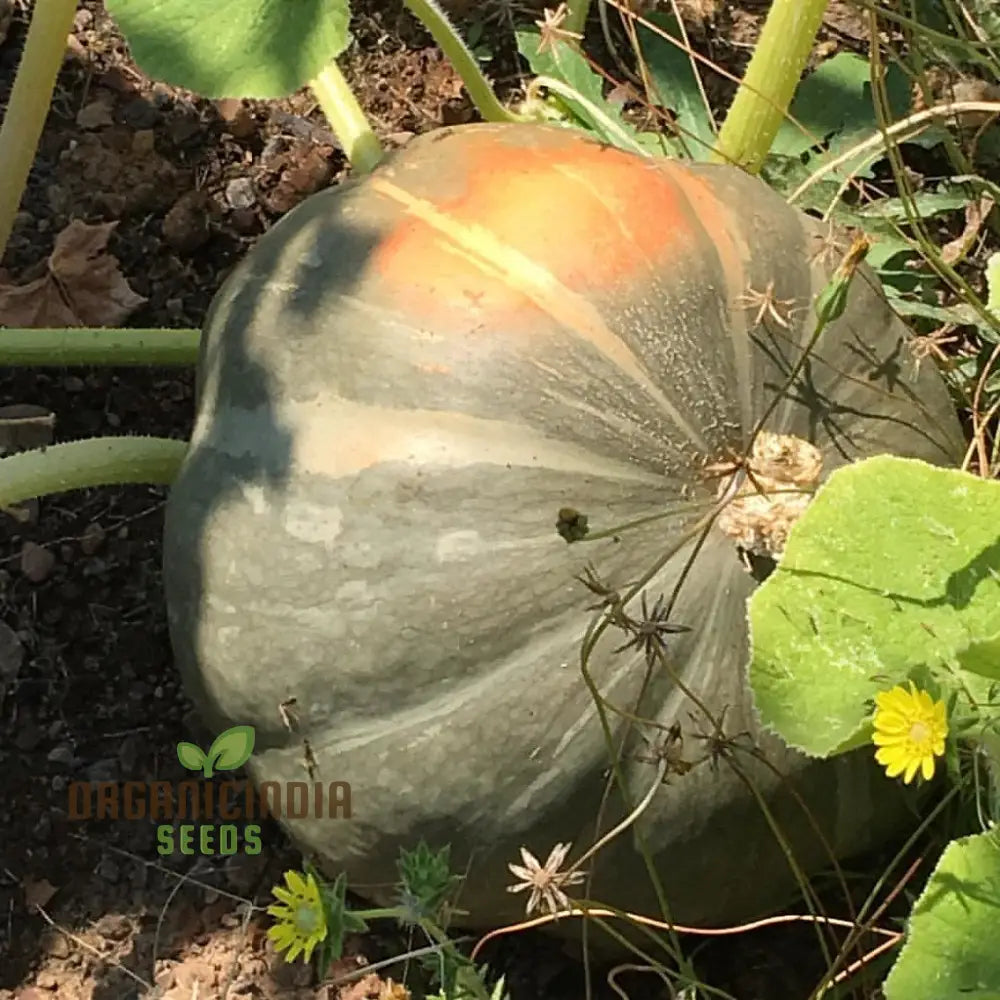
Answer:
[105, 0, 351, 99]
[635, 12, 715, 159]
[884, 830, 1000, 1000]
[749, 456, 1000, 755]
[772, 52, 912, 177]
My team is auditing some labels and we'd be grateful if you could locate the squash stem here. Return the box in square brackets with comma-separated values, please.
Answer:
[0, 436, 187, 509]
[0, 327, 201, 365]
[309, 60, 384, 174]
[402, 0, 528, 123]
[563, 0, 592, 35]
[0, 0, 79, 262]
[712, 0, 830, 174]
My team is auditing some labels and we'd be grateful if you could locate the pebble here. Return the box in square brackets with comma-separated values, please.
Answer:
[80, 522, 105, 556]
[95, 858, 120, 883]
[21, 542, 56, 583]
[36, 970, 59, 989]
[224, 177, 255, 210]
[86, 758, 119, 783]
[44, 931, 70, 959]
[46, 744, 75, 766]
[121, 96, 159, 129]
[95, 913, 131, 940]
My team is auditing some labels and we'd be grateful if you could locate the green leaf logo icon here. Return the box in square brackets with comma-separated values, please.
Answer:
[176, 725, 255, 778]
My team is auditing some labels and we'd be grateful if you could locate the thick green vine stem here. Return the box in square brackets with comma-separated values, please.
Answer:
[0, 327, 201, 365]
[0, 0, 79, 261]
[402, 0, 528, 124]
[0, 437, 187, 509]
[309, 61, 384, 173]
[711, 0, 831, 174]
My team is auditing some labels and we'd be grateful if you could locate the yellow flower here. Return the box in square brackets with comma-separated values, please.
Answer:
[872, 683, 948, 784]
[266, 870, 327, 963]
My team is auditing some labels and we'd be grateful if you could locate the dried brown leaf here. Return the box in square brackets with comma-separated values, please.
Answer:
[0, 219, 146, 327]
[941, 195, 995, 267]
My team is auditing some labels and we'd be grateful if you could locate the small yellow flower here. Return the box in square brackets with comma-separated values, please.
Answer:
[872, 683, 948, 784]
[266, 869, 327, 963]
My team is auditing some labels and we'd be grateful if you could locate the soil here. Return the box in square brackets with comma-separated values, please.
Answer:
[0, 2, 964, 999]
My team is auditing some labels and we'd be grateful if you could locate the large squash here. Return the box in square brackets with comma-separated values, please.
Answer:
[164, 123, 963, 929]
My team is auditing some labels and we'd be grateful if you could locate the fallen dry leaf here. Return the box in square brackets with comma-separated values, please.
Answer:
[0, 219, 146, 327]
[941, 194, 995, 267]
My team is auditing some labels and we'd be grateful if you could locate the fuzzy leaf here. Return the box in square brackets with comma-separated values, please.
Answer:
[749, 456, 1000, 756]
[105, 0, 351, 98]
[884, 830, 1000, 1000]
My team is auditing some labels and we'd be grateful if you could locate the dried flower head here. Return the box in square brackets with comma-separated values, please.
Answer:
[507, 842, 585, 917]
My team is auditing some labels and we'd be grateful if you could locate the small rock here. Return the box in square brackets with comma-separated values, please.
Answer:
[21, 543, 55, 583]
[229, 208, 259, 235]
[43, 931, 70, 959]
[62, 375, 84, 392]
[162, 191, 212, 253]
[118, 734, 141, 773]
[33, 813, 51, 841]
[73, 8, 93, 30]
[224, 177, 255, 210]
[95, 858, 120, 883]
[131, 129, 156, 156]
[216, 98, 256, 139]
[76, 99, 114, 130]
[46, 744, 75, 767]
[50, 775, 66, 792]
[35, 969, 59, 989]
[86, 758, 119, 783]
[79, 522, 105, 556]
[151, 83, 173, 108]
[95, 913, 131, 940]
[121, 96, 159, 129]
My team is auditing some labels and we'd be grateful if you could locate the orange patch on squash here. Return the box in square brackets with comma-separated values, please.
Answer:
[370, 137, 705, 324]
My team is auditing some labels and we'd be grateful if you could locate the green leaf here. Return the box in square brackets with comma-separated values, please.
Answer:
[749, 457, 1000, 756]
[311, 867, 368, 980]
[635, 12, 715, 159]
[206, 724, 256, 774]
[771, 52, 911, 178]
[884, 830, 1000, 1000]
[515, 31, 666, 154]
[397, 841, 461, 923]
[176, 741, 206, 772]
[956, 632, 1000, 681]
[104, 0, 352, 99]
[516, 30, 604, 109]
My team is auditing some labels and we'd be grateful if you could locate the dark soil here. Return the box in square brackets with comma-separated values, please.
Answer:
[0, 1, 957, 998]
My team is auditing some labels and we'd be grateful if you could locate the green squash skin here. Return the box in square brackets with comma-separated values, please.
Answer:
[164, 123, 964, 930]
